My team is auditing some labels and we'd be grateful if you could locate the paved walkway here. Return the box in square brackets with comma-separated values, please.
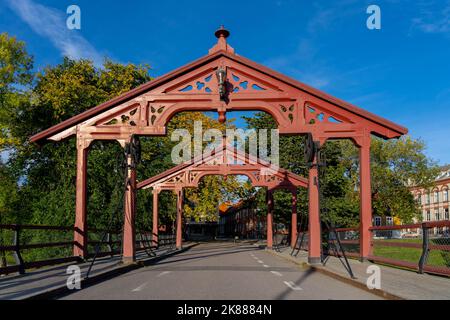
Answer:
[270, 244, 450, 300]
[62, 242, 381, 300]
[0, 246, 178, 300]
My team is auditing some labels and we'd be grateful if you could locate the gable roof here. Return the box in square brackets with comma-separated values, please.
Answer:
[30, 34, 407, 144]
[137, 142, 308, 190]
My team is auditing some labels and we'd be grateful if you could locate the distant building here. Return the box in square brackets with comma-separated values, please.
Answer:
[218, 200, 266, 239]
[411, 165, 450, 223]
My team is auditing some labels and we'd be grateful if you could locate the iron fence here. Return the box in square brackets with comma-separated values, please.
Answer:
[0, 224, 175, 276]
[369, 221, 450, 276]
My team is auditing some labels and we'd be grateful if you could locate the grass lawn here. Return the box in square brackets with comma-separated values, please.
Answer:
[373, 238, 450, 268]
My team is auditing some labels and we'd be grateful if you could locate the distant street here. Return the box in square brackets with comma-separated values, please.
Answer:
[62, 242, 381, 300]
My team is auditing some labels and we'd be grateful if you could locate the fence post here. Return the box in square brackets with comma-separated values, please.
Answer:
[106, 232, 114, 257]
[12, 225, 25, 275]
[418, 223, 429, 274]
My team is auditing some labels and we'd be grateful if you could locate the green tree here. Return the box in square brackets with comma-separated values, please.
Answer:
[0, 33, 33, 150]
[245, 112, 438, 227]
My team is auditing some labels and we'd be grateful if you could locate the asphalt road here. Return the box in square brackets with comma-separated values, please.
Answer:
[62, 242, 382, 300]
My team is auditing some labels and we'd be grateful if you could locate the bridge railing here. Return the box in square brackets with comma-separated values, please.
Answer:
[322, 221, 450, 277]
[369, 221, 450, 277]
[325, 227, 360, 259]
[0, 224, 175, 275]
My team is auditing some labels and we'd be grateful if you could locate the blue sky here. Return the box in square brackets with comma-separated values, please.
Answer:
[1, 0, 449, 165]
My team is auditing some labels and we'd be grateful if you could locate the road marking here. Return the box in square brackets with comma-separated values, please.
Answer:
[257, 260, 264, 264]
[157, 271, 171, 277]
[132, 282, 148, 292]
[270, 271, 283, 276]
[284, 281, 303, 291]
[263, 264, 269, 268]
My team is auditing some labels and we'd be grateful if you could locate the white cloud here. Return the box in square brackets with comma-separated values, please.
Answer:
[411, 1, 450, 34]
[6, 0, 103, 66]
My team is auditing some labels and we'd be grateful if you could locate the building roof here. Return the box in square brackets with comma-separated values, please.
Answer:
[30, 29, 407, 144]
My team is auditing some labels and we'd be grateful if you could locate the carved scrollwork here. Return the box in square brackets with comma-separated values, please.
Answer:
[305, 103, 345, 125]
[101, 107, 140, 126]
[149, 105, 165, 125]
[178, 74, 214, 93]
[228, 73, 267, 93]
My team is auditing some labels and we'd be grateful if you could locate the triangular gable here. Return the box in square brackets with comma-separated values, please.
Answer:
[137, 143, 308, 190]
[30, 31, 407, 144]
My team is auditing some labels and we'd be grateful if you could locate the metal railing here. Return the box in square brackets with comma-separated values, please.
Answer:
[293, 221, 450, 277]
[369, 221, 450, 276]
[325, 227, 360, 259]
[0, 224, 175, 275]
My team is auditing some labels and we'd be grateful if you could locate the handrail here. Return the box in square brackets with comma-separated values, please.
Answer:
[0, 224, 176, 275]
[369, 221, 450, 276]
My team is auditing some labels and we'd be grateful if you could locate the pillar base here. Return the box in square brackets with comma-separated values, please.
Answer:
[359, 256, 370, 263]
[266, 246, 273, 250]
[308, 257, 322, 265]
[121, 256, 136, 265]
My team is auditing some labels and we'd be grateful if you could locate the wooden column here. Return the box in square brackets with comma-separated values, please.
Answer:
[74, 137, 90, 258]
[266, 189, 274, 249]
[308, 152, 321, 264]
[359, 132, 373, 260]
[176, 188, 183, 249]
[122, 146, 136, 264]
[152, 188, 159, 248]
[291, 188, 298, 248]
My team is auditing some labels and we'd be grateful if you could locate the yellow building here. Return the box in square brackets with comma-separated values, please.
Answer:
[411, 166, 450, 223]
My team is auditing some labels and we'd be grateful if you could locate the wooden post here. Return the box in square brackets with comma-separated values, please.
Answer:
[74, 137, 90, 259]
[176, 188, 183, 249]
[308, 152, 321, 264]
[122, 144, 136, 264]
[291, 188, 298, 248]
[152, 188, 159, 248]
[266, 189, 274, 249]
[359, 132, 372, 260]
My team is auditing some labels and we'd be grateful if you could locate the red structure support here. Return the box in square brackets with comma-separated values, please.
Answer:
[176, 188, 183, 249]
[30, 28, 407, 266]
[122, 150, 137, 263]
[308, 153, 321, 264]
[359, 132, 373, 260]
[291, 188, 298, 248]
[266, 189, 274, 250]
[152, 188, 159, 247]
[74, 137, 90, 258]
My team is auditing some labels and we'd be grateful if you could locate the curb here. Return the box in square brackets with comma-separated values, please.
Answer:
[25, 243, 199, 300]
[266, 248, 405, 300]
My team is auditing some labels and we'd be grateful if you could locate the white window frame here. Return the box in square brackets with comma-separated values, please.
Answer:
[374, 216, 382, 226]
[386, 216, 394, 226]
[434, 191, 439, 203]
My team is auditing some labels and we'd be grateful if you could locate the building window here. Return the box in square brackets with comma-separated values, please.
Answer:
[426, 211, 431, 221]
[434, 190, 439, 203]
[426, 192, 430, 204]
[445, 208, 449, 220]
[435, 209, 440, 221]
[417, 193, 422, 205]
[444, 189, 449, 202]
[386, 216, 393, 225]
[374, 216, 382, 226]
